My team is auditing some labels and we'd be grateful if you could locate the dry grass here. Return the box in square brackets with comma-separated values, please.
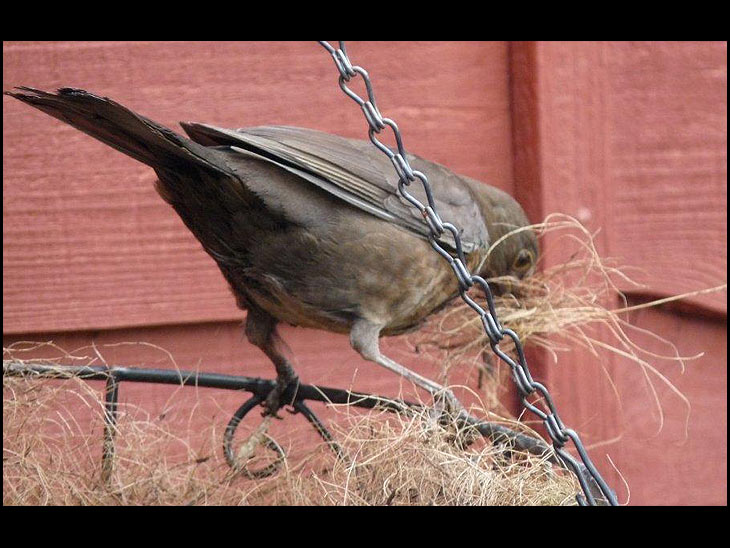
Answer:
[3, 369, 579, 506]
[4, 214, 725, 505]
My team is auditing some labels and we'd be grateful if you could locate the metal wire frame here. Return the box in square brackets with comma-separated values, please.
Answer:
[3, 360, 610, 504]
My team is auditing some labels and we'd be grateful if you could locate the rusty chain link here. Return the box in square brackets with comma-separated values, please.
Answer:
[318, 40, 618, 506]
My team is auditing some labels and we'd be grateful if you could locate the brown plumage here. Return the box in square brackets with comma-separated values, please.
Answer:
[6, 87, 538, 415]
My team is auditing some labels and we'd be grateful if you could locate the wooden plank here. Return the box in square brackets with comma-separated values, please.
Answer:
[510, 41, 727, 505]
[603, 41, 727, 313]
[603, 303, 727, 506]
[3, 41, 514, 334]
[532, 41, 726, 314]
[509, 41, 623, 477]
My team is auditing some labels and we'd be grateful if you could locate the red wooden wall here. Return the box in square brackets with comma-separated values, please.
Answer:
[3, 41, 726, 505]
[511, 41, 727, 505]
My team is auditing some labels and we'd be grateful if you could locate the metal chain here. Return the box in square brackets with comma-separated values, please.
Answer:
[318, 40, 618, 506]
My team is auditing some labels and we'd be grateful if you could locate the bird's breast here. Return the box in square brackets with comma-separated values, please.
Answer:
[225, 211, 486, 337]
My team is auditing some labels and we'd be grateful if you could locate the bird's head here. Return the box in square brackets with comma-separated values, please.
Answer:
[464, 180, 539, 294]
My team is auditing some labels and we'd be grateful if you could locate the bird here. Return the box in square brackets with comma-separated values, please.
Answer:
[5, 86, 538, 417]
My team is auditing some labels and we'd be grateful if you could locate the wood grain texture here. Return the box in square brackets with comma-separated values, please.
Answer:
[3, 41, 514, 334]
[604, 42, 727, 312]
[527, 41, 726, 313]
[510, 41, 727, 505]
[603, 303, 726, 506]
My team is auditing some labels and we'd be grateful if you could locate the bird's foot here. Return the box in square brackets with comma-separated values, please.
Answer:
[431, 389, 466, 421]
[261, 373, 299, 419]
[428, 390, 478, 448]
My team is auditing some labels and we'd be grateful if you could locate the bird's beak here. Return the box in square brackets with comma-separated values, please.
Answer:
[488, 277, 517, 297]
[489, 274, 533, 298]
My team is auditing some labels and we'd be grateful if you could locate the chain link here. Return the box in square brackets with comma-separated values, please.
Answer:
[318, 40, 618, 506]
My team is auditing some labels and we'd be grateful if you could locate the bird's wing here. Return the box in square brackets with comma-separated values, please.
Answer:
[180, 123, 489, 253]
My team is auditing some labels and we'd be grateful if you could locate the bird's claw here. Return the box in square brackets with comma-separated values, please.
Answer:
[260, 393, 285, 419]
[428, 390, 466, 426]
[429, 391, 479, 449]
[260, 376, 299, 419]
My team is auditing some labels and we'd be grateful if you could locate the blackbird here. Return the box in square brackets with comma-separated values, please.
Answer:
[6, 87, 538, 416]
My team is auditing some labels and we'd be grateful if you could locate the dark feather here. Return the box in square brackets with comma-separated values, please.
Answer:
[180, 123, 489, 253]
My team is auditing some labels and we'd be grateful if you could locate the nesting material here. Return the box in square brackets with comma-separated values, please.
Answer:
[2, 371, 578, 505]
[410, 214, 712, 425]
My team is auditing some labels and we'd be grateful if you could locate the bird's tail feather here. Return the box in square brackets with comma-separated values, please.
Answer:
[5, 86, 271, 271]
[5, 87, 226, 174]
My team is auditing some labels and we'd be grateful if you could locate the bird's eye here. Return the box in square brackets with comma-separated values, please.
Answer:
[512, 249, 534, 272]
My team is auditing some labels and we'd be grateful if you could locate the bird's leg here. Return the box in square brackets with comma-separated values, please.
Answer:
[349, 319, 465, 417]
[245, 307, 299, 418]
